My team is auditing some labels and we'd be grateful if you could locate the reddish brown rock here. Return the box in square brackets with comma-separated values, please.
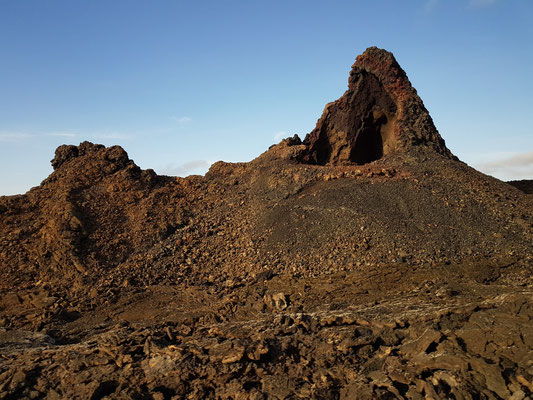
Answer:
[301, 47, 454, 165]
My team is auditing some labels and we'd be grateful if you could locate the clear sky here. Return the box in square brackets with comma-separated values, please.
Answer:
[1, 0, 532, 195]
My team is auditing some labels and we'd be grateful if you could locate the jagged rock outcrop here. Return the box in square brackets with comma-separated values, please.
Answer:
[0, 141, 188, 295]
[300, 47, 454, 165]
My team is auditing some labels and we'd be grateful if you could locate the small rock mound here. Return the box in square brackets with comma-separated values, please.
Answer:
[300, 47, 454, 165]
[51, 141, 130, 172]
[0, 141, 185, 296]
[43, 141, 145, 192]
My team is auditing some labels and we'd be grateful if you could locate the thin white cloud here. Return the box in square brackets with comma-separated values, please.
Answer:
[47, 130, 131, 140]
[159, 160, 212, 177]
[423, 0, 439, 14]
[0, 133, 33, 142]
[48, 131, 131, 140]
[274, 131, 288, 142]
[89, 132, 131, 140]
[475, 149, 533, 180]
[46, 132, 77, 138]
[1, 130, 133, 144]
[469, 0, 497, 8]
[424, 0, 496, 13]
[478, 150, 533, 169]
[171, 116, 192, 127]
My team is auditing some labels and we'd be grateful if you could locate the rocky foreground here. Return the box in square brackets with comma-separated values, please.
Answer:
[0, 48, 532, 399]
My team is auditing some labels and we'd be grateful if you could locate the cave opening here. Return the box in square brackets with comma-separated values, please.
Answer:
[350, 114, 387, 165]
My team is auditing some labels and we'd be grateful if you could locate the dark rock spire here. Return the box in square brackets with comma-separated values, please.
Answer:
[301, 47, 453, 165]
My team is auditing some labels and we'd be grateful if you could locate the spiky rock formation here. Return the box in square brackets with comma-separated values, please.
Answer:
[301, 47, 454, 165]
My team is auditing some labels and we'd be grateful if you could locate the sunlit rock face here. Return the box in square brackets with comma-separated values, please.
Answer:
[301, 47, 454, 165]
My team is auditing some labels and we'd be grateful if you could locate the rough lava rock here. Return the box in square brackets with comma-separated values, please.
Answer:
[50, 141, 131, 175]
[0, 48, 532, 400]
[300, 47, 454, 165]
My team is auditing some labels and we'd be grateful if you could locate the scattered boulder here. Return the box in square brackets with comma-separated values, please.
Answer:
[263, 292, 289, 311]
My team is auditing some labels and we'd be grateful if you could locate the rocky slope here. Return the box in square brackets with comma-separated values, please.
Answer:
[0, 47, 532, 399]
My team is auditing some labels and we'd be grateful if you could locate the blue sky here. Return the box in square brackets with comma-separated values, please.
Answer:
[1, 0, 532, 195]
